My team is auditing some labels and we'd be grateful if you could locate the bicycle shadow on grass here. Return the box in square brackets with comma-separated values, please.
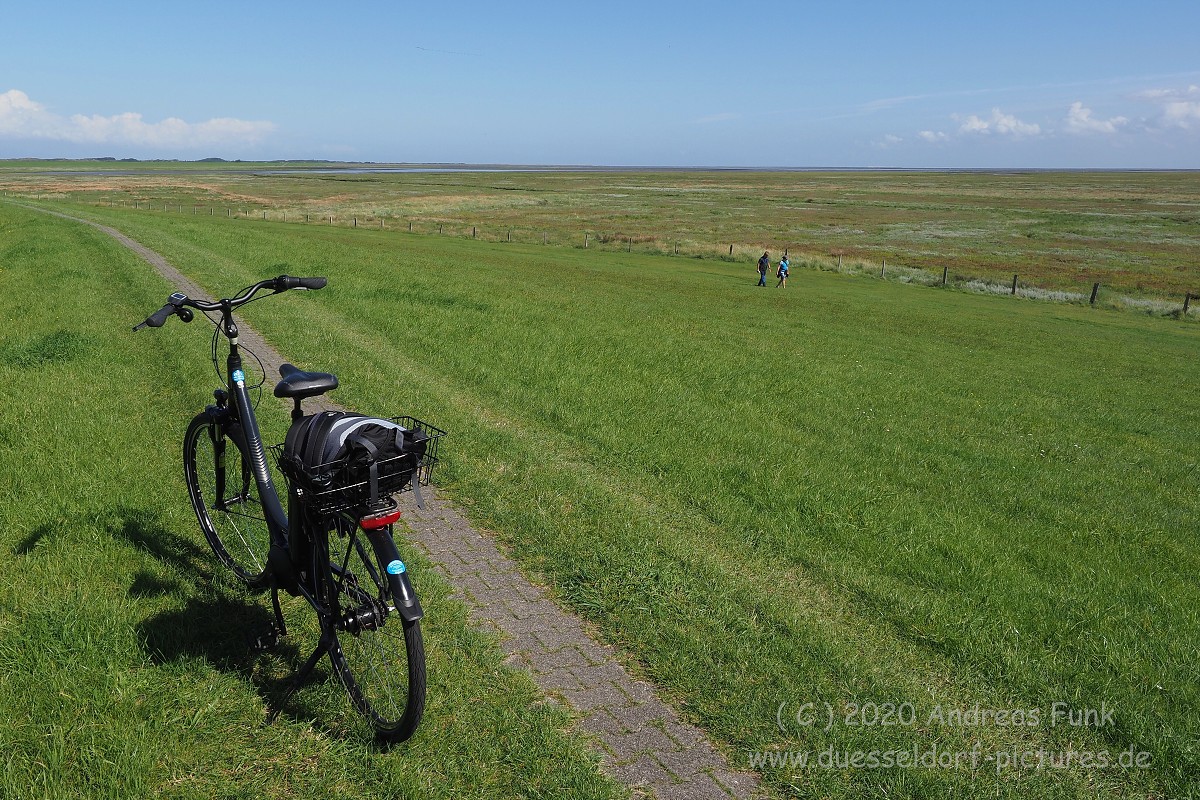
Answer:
[110, 507, 357, 738]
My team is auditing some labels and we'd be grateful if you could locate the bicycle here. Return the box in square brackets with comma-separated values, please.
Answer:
[135, 275, 442, 743]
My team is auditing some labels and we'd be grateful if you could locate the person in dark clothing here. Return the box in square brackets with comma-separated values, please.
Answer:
[757, 252, 769, 286]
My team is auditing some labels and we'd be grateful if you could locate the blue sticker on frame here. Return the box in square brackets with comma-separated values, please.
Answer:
[386, 560, 406, 575]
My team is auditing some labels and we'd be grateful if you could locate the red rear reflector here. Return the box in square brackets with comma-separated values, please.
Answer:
[360, 509, 402, 530]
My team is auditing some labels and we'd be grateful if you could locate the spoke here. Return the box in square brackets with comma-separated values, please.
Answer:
[219, 511, 265, 570]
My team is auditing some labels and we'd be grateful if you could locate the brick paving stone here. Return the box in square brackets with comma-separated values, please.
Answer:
[557, 680, 636, 714]
[581, 708, 630, 738]
[536, 667, 589, 695]
[530, 627, 574, 652]
[610, 698, 672, 732]
[657, 771, 733, 800]
[67, 208, 765, 800]
[527, 645, 594, 674]
[605, 726, 683, 764]
[610, 756, 679, 790]
[657, 741, 723, 781]
[496, 629, 543, 659]
[579, 661, 640, 694]
[710, 767, 760, 797]
[661, 718, 708, 750]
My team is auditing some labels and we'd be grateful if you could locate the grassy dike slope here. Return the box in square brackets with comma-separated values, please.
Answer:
[24, 202, 1200, 798]
[0, 203, 625, 799]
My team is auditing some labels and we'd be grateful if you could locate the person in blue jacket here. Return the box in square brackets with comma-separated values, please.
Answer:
[776, 255, 790, 288]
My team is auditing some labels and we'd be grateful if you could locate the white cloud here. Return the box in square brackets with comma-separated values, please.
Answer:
[0, 89, 55, 137]
[956, 108, 1040, 137]
[1133, 85, 1199, 102]
[874, 133, 902, 148]
[1064, 101, 1127, 135]
[918, 130, 948, 143]
[0, 88, 275, 148]
[1162, 100, 1200, 128]
[958, 115, 989, 135]
[0, 89, 41, 117]
[1131, 85, 1200, 131]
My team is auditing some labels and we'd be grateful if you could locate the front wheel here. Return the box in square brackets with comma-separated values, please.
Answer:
[183, 413, 272, 588]
[321, 518, 426, 742]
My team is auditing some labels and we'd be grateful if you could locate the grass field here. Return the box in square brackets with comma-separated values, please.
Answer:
[6, 193, 1196, 799]
[3, 162, 1199, 300]
[0, 204, 626, 799]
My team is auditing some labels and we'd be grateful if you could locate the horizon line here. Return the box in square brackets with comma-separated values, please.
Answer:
[2, 157, 1198, 173]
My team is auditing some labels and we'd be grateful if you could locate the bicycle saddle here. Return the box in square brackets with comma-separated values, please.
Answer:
[275, 363, 339, 399]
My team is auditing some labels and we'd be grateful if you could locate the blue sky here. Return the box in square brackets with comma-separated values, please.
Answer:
[2, 1, 1198, 167]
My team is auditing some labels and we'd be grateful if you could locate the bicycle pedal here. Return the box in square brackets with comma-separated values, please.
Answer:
[248, 625, 286, 652]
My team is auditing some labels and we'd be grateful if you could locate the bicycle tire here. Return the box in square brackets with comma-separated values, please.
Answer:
[183, 413, 272, 588]
[320, 519, 426, 742]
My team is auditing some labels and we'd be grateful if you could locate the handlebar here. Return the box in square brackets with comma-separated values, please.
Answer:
[133, 274, 325, 331]
[278, 275, 327, 291]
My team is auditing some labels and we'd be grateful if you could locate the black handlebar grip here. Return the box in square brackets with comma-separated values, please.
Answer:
[277, 275, 327, 291]
[136, 304, 174, 330]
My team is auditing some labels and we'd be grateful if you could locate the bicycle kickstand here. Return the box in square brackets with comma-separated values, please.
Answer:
[265, 634, 332, 726]
[250, 584, 290, 652]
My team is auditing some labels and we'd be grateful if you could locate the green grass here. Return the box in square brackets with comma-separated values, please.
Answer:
[0, 204, 626, 800]
[28, 200, 1198, 799]
[3, 164, 1199, 298]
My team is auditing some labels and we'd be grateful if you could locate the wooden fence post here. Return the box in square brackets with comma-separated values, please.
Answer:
[472, 226, 476, 239]
[1011, 274, 1019, 295]
[881, 259, 886, 277]
[729, 244, 733, 256]
[543, 232, 547, 245]
[838, 254, 843, 270]
[409, 221, 413, 232]
[627, 237, 632, 252]
[438, 223, 443, 234]
[1185, 293, 1193, 315]
[941, 266, 948, 286]
[584, 233, 589, 248]
[1090, 282, 1100, 305]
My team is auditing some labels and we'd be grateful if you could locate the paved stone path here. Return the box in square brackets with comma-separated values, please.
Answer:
[403, 497, 759, 799]
[33, 205, 763, 800]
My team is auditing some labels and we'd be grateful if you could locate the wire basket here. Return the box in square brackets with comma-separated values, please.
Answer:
[275, 415, 445, 517]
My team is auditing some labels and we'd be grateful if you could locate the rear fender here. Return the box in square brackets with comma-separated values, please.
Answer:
[362, 528, 423, 624]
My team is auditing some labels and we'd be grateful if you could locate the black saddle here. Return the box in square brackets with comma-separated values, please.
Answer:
[274, 362, 338, 400]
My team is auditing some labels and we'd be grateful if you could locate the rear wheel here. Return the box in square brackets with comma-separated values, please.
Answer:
[321, 518, 425, 742]
[183, 413, 272, 588]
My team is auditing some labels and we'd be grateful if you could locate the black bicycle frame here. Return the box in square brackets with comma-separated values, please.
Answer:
[217, 305, 289, 544]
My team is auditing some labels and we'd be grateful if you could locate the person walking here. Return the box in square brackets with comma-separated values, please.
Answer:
[757, 252, 770, 286]
[776, 255, 790, 288]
